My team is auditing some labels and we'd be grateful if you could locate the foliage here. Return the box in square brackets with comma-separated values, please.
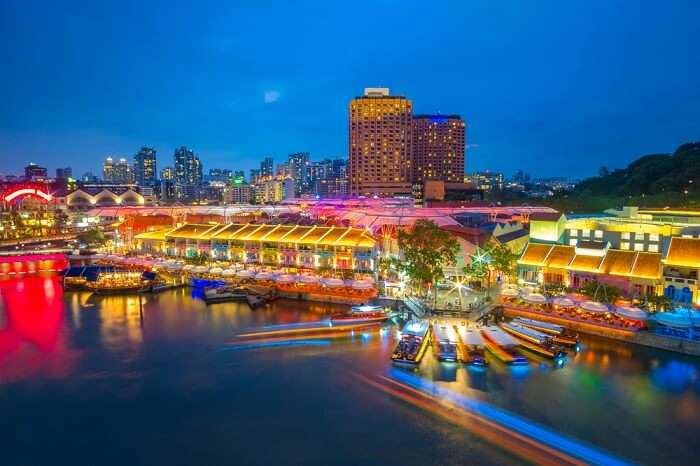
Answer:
[396, 219, 459, 292]
[462, 243, 518, 289]
[77, 229, 106, 246]
[488, 243, 519, 279]
[580, 280, 621, 304]
[377, 256, 401, 280]
[641, 294, 673, 313]
[184, 251, 209, 265]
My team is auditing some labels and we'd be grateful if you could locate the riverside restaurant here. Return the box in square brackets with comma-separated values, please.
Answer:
[133, 223, 378, 273]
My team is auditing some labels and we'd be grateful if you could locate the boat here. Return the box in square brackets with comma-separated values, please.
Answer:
[391, 320, 432, 366]
[480, 326, 528, 365]
[62, 265, 154, 293]
[500, 322, 567, 359]
[432, 324, 458, 362]
[512, 317, 579, 347]
[455, 326, 488, 366]
[203, 286, 248, 304]
[246, 294, 267, 309]
[330, 305, 389, 326]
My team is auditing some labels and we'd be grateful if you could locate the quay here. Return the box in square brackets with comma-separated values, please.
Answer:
[502, 305, 700, 357]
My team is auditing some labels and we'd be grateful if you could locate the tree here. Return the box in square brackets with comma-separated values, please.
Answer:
[377, 256, 401, 281]
[77, 229, 106, 246]
[580, 280, 620, 304]
[397, 219, 459, 300]
[488, 243, 519, 282]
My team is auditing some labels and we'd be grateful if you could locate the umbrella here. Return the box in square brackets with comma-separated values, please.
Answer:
[521, 293, 547, 304]
[615, 306, 648, 321]
[193, 265, 209, 274]
[500, 288, 519, 297]
[552, 297, 575, 308]
[299, 275, 319, 284]
[580, 301, 609, 314]
[221, 269, 237, 277]
[182, 264, 195, 271]
[236, 270, 255, 278]
[322, 278, 345, 288]
[209, 267, 224, 275]
[275, 274, 295, 284]
[255, 272, 274, 281]
[351, 280, 374, 290]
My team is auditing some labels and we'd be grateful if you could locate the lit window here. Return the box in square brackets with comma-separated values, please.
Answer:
[569, 239, 578, 246]
[581, 229, 590, 238]
[648, 244, 659, 252]
[569, 229, 578, 237]
[594, 230, 603, 239]
[621, 232, 631, 240]
[634, 243, 645, 251]
[621, 242, 630, 250]
[648, 233, 659, 242]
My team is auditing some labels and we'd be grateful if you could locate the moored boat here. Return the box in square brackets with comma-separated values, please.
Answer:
[331, 305, 388, 326]
[500, 322, 567, 359]
[455, 326, 488, 366]
[512, 317, 579, 347]
[432, 324, 458, 362]
[480, 326, 528, 365]
[204, 286, 248, 304]
[392, 320, 431, 366]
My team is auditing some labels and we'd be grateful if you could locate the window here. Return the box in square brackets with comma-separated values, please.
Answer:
[569, 239, 578, 246]
[634, 242, 645, 251]
[621, 241, 630, 250]
[581, 229, 590, 238]
[594, 230, 603, 239]
[569, 229, 578, 237]
[648, 233, 659, 242]
[621, 232, 631, 240]
[648, 244, 659, 252]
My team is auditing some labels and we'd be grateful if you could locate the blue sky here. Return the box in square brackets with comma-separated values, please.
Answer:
[0, 0, 698, 179]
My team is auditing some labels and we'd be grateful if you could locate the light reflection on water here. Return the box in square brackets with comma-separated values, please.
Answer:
[0, 277, 699, 465]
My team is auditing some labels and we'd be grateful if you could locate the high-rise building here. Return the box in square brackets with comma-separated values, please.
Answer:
[208, 168, 233, 182]
[233, 170, 245, 182]
[260, 157, 274, 178]
[411, 115, 466, 184]
[349, 88, 413, 196]
[313, 158, 348, 197]
[288, 152, 310, 194]
[173, 147, 202, 201]
[160, 166, 174, 181]
[253, 177, 295, 204]
[55, 167, 73, 180]
[223, 178, 253, 204]
[134, 147, 157, 186]
[103, 157, 133, 184]
[249, 168, 261, 184]
[24, 163, 48, 180]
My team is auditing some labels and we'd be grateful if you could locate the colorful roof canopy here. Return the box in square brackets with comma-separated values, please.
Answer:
[518, 243, 661, 279]
[135, 223, 376, 248]
[665, 237, 700, 268]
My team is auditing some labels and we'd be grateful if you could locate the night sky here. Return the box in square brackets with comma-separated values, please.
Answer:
[1, 0, 698, 179]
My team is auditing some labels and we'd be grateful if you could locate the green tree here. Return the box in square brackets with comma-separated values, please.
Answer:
[488, 243, 519, 282]
[77, 229, 106, 246]
[397, 219, 459, 300]
[580, 280, 620, 304]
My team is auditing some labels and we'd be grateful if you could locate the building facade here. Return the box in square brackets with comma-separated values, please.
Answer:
[103, 157, 133, 184]
[135, 223, 377, 272]
[349, 88, 413, 197]
[133, 147, 157, 186]
[411, 115, 465, 184]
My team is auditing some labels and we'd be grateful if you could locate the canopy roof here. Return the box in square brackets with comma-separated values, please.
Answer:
[135, 223, 376, 248]
[518, 243, 661, 279]
[665, 237, 700, 268]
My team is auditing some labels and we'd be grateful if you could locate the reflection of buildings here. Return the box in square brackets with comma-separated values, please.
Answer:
[135, 223, 377, 272]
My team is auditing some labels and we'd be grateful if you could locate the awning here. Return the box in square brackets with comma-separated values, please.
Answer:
[615, 306, 648, 321]
[552, 297, 575, 308]
[580, 301, 609, 314]
[521, 293, 546, 304]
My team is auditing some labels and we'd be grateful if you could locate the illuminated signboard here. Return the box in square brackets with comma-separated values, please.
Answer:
[3, 187, 54, 203]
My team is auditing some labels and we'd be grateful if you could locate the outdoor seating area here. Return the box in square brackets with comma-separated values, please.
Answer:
[500, 285, 650, 330]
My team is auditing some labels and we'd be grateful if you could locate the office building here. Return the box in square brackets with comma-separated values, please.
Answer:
[24, 163, 48, 181]
[55, 167, 73, 180]
[349, 88, 413, 197]
[411, 115, 465, 183]
[288, 152, 310, 194]
[103, 157, 133, 184]
[133, 147, 157, 186]
[160, 166, 174, 181]
[260, 157, 274, 178]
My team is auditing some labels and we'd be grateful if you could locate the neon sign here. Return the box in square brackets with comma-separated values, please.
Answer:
[3, 187, 54, 203]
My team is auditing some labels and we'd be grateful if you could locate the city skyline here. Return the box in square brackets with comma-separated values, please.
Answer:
[1, 2, 698, 178]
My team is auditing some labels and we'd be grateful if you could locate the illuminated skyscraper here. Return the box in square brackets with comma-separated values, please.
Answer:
[134, 147, 157, 186]
[348, 88, 413, 196]
[103, 157, 133, 184]
[173, 146, 202, 201]
[411, 115, 465, 183]
[260, 157, 274, 178]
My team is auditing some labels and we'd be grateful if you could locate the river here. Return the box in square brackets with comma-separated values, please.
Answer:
[1, 276, 699, 465]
